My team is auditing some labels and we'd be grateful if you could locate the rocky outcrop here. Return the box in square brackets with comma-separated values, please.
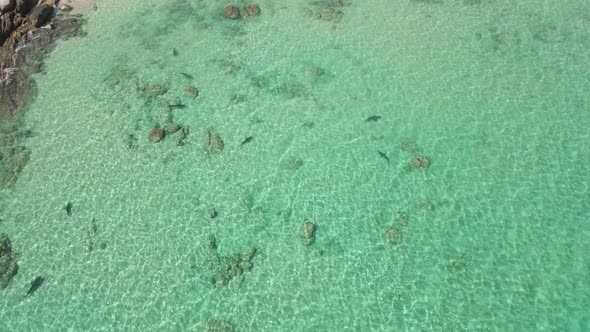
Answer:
[205, 235, 258, 288]
[0, 1, 63, 46]
[203, 129, 224, 154]
[30, 3, 52, 27]
[148, 127, 165, 143]
[0, 11, 15, 44]
[0, 0, 16, 14]
[0, 1, 86, 188]
[16, 0, 38, 15]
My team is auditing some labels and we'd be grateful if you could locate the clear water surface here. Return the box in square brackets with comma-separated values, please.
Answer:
[1, 0, 589, 330]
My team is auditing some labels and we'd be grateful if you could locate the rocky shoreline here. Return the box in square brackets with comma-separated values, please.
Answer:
[1, 0, 88, 290]
[0, 0, 87, 189]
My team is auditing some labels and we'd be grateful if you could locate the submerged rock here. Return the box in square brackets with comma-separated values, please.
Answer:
[245, 4, 260, 17]
[300, 220, 317, 246]
[176, 126, 189, 146]
[284, 157, 304, 171]
[314, 6, 343, 21]
[0, 145, 31, 188]
[203, 129, 224, 154]
[164, 123, 181, 134]
[385, 225, 402, 246]
[184, 85, 198, 98]
[205, 237, 258, 288]
[30, 4, 53, 28]
[396, 211, 409, 226]
[148, 127, 165, 143]
[0, 233, 18, 289]
[223, 5, 240, 19]
[16, 0, 36, 15]
[410, 155, 430, 169]
[204, 319, 236, 332]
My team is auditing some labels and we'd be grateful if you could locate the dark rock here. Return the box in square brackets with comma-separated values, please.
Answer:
[207, 235, 217, 250]
[203, 237, 259, 289]
[245, 4, 260, 17]
[0, 233, 12, 257]
[148, 127, 165, 143]
[207, 242, 258, 288]
[184, 85, 198, 98]
[176, 126, 189, 146]
[385, 225, 402, 246]
[223, 5, 240, 19]
[53, 15, 87, 40]
[203, 129, 224, 154]
[410, 155, 430, 169]
[243, 247, 257, 261]
[300, 220, 317, 246]
[30, 4, 53, 28]
[164, 123, 181, 134]
[208, 207, 218, 219]
[0, 233, 19, 289]
[313, 6, 342, 22]
[0, 12, 16, 45]
[16, 0, 38, 15]
[0, 145, 31, 187]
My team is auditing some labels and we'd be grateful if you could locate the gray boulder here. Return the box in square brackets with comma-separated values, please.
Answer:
[0, 0, 16, 14]
[30, 4, 52, 28]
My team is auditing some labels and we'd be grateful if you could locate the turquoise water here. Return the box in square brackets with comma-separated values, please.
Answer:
[1, 0, 589, 330]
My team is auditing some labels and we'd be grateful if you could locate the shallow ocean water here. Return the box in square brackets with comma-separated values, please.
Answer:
[1, 0, 589, 330]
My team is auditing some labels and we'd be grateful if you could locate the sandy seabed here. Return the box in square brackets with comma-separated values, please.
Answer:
[60, 0, 98, 14]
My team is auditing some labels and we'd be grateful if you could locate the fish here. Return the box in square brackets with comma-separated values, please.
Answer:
[240, 136, 253, 146]
[25, 276, 44, 297]
[172, 48, 179, 56]
[64, 202, 73, 216]
[365, 115, 382, 122]
[168, 103, 187, 110]
[378, 151, 390, 164]
[180, 72, 193, 80]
